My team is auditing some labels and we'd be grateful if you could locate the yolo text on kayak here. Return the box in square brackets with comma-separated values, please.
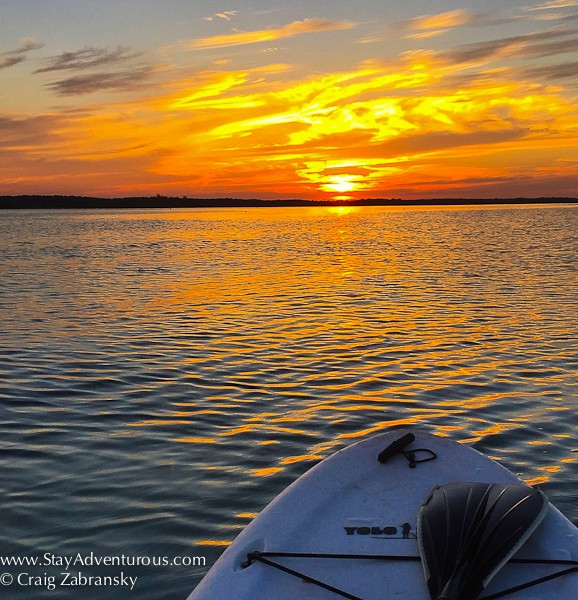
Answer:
[343, 523, 415, 538]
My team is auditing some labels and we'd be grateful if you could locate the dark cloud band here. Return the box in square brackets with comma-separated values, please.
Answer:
[35, 46, 142, 73]
[0, 38, 43, 71]
[45, 65, 154, 95]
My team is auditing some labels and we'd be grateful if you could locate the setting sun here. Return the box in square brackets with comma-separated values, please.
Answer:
[322, 176, 359, 194]
[1, 1, 578, 200]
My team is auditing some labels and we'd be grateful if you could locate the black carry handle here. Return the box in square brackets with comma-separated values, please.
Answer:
[377, 432, 415, 463]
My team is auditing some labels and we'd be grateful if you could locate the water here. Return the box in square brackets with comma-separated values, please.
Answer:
[0, 205, 577, 599]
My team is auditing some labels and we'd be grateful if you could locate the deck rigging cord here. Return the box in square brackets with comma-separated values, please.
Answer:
[243, 550, 578, 600]
[237, 433, 578, 599]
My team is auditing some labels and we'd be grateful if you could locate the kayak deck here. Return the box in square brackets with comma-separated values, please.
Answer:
[188, 429, 578, 599]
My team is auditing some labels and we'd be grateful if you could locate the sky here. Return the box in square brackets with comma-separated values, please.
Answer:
[1, 0, 578, 200]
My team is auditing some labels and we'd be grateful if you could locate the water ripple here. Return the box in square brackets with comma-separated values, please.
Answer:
[0, 206, 577, 598]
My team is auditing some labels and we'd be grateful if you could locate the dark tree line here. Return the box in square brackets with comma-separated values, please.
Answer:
[1, 195, 577, 209]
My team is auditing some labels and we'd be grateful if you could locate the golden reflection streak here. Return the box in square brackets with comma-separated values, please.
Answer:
[471, 423, 516, 437]
[337, 418, 436, 439]
[129, 419, 190, 427]
[280, 454, 322, 466]
[235, 513, 258, 519]
[436, 391, 528, 410]
[171, 437, 217, 444]
[525, 476, 550, 486]
[196, 540, 231, 547]
[219, 424, 307, 437]
[540, 465, 561, 473]
[437, 425, 463, 433]
[251, 467, 283, 477]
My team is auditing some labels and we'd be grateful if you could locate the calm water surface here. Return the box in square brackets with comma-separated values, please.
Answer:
[1, 205, 577, 598]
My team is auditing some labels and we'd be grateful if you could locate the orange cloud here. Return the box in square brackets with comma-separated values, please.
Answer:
[2, 44, 578, 199]
[203, 11, 238, 22]
[140, 56, 576, 198]
[190, 18, 355, 49]
[406, 9, 472, 39]
[411, 9, 472, 30]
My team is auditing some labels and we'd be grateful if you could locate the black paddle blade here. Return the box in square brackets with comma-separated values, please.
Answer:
[417, 482, 548, 600]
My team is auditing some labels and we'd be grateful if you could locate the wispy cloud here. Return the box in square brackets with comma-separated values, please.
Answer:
[527, 0, 578, 10]
[0, 54, 23, 70]
[359, 9, 489, 45]
[45, 65, 155, 95]
[525, 35, 578, 57]
[0, 37, 43, 71]
[3, 9, 578, 199]
[35, 46, 142, 73]
[439, 27, 578, 64]
[0, 113, 60, 146]
[204, 11, 238, 22]
[190, 18, 355, 49]
[523, 59, 578, 79]
[404, 9, 473, 39]
[33, 44, 156, 96]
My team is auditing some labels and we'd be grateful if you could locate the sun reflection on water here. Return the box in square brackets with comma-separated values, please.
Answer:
[2, 205, 576, 566]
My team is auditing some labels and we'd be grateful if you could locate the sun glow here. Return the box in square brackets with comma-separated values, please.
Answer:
[22, 59, 575, 199]
[327, 205, 359, 214]
[2, 8, 578, 199]
[323, 175, 359, 194]
[146, 58, 577, 199]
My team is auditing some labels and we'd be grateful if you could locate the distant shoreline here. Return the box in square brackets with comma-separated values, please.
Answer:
[1, 195, 577, 209]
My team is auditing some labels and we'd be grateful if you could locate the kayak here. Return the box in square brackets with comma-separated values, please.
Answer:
[187, 429, 578, 599]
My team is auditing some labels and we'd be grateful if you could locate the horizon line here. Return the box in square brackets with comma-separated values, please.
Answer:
[1, 194, 578, 210]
